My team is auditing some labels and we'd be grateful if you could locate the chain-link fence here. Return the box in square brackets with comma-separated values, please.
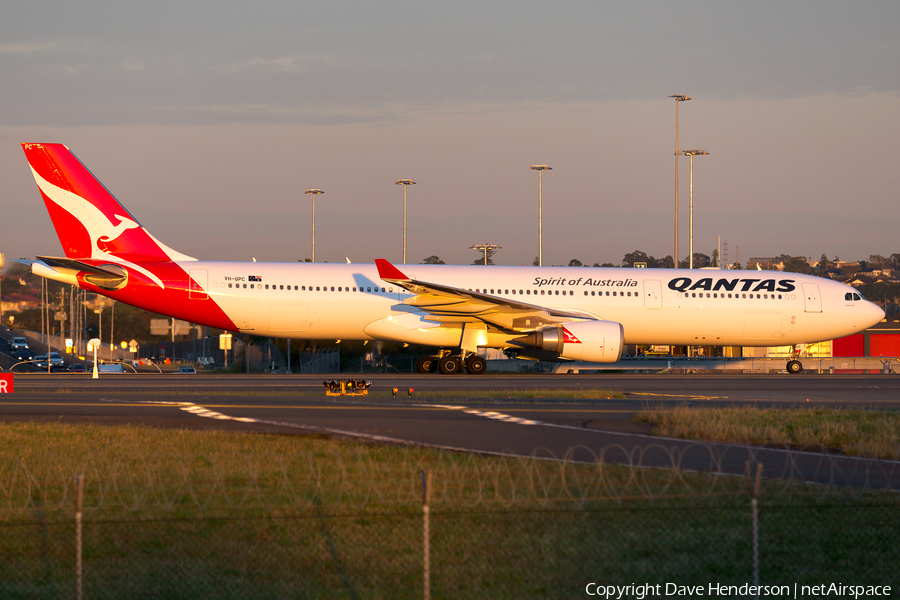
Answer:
[2, 445, 898, 599]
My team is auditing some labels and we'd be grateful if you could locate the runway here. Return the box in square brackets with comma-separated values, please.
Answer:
[3, 372, 900, 489]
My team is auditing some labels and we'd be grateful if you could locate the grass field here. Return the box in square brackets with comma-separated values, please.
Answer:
[1, 421, 898, 598]
[636, 406, 900, 460]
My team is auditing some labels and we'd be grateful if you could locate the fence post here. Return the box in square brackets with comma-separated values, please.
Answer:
[421, 469, 433, 600]
[74, 473, 84, 600]
[746, 462, 762, 599]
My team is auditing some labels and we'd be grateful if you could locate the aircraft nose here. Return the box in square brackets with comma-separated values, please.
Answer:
[865, 301, 885, 327]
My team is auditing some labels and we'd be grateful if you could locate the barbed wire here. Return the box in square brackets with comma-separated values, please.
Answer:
[1, 443, 898, 521]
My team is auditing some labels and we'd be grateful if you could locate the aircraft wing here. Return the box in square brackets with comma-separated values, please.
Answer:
[374, 259, 595, 332]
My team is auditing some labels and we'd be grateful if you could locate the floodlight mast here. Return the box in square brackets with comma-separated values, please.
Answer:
[681, 150, 709, 269]
[304, 189, 324, 262]
[668, 95, 691, 268]
[396, 180, 416, 264]
[530, 165, 552, 266]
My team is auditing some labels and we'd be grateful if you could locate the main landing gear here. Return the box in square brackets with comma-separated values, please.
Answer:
[416, 350, 487, 375]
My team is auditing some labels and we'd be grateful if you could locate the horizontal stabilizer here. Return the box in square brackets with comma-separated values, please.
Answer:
[36, 256, 128, 277]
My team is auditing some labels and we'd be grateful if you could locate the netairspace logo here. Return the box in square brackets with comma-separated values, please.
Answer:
[584, 582, 893, 599]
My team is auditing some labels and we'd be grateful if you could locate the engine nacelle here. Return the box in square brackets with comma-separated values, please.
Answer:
[518, 321, 624, 363]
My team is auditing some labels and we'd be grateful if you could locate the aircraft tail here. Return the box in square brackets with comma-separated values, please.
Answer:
[21, 143, 194, 262]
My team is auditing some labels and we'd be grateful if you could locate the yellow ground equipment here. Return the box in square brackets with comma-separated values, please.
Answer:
[323, 379, 372, 396]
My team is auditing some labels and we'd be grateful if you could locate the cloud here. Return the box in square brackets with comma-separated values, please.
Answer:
[0, 40, 63, 54]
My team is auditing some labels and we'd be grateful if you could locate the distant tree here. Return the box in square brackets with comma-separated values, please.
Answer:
[298, 258, 312, 262]
[869, 254, 888, 269]
[568, 259, 583, 267]
[711, 249, 719, 268]
[817, 253, 829, 275]
[596, 262, 616, 268]
[783, 256, 813, 274]
[532, 256, 540, 266]
[890, 254, 900, 270]
[421, 255, 445, 264]
[622, 250, 650, 268]
[656, 255, 675, 269]
[691, 253, 711, 269]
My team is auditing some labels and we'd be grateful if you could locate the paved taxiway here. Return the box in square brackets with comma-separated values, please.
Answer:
[4, 373, 900, 489]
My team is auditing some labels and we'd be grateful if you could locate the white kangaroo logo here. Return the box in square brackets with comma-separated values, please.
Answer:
[30, 166, 167, 288]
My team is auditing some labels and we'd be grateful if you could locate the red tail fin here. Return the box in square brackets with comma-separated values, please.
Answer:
[22, 143, 193, 262]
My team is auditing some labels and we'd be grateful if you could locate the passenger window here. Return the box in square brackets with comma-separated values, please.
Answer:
[228, 283, 232, 288]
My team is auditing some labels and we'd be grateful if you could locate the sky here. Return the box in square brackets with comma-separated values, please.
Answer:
[1, 1, 899, 268]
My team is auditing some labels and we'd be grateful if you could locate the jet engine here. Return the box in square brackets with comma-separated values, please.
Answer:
[514, 321, 624, 363]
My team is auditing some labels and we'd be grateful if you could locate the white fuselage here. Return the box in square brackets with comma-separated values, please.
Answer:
[185, 262, 882, 347]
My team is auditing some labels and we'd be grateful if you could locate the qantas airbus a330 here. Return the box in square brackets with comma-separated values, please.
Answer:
[19, 143, 883, 374]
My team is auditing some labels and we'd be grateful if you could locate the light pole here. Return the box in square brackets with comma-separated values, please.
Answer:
[304, 189, 324, 262]
[668, 95, 691, 268]
[682, 150, 709, 269]
[530, 165, 551, 266]
[470, 244, 501, 266]
[396, 180, 415, 264]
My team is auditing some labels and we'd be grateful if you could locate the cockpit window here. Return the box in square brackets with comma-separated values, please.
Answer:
[845, 292, 863, 301]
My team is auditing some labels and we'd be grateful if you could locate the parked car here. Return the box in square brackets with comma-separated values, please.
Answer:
[67, 363, 86, 373]
[176, 365, 197, 374]
[10, 337, 28, 351]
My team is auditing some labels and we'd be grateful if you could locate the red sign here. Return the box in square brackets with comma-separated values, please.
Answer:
[0, 373, 12, 393]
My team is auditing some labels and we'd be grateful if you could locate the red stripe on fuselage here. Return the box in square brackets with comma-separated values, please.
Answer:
[76, 261, 239, 332]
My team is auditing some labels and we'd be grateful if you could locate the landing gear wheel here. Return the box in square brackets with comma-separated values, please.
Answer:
[438, 356, 462, 375]
[416, 356, 436, 374]
[465, 355, 487, 375]
[786, 360, 803, 374]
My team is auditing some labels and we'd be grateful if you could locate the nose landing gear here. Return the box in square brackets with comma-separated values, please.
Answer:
[786, 359, 803, 374]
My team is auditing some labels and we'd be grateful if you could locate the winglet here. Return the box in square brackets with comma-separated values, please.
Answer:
[375, 258, 410, 282]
